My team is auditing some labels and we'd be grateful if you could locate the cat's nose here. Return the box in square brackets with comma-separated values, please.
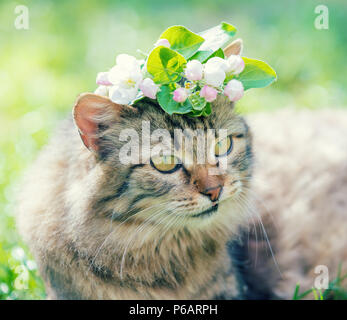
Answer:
[201, 185, 223, 202]
[191, 165, 225, 202]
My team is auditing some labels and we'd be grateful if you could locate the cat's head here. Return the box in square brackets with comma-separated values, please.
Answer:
[72, 40, 252, 234]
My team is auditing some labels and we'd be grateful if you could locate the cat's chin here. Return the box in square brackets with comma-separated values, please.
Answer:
[183, 197, 249, 234]
[190, 204, 219, 218]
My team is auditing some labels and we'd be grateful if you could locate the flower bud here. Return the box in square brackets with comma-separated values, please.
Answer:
[200, 85, 218, 102]
[139, 78, 159, 99]
[185, 60, 203, 81]
[203, 63, 226, 87]
[226, 55, 245, 75]
[224, 79, 244, 102]
[154, 38, 170, 48]
[205, 57, 229, 72]
[96, 72, 112, 86]
[172, 87, 188, 103]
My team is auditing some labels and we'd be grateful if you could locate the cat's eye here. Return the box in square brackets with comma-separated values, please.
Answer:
[215, 136, 233, 157]
[150, 155, 181, 173]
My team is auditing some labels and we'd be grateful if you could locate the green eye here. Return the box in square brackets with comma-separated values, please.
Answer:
[150, 155, 181, 173]
[215, 136, 233, 157]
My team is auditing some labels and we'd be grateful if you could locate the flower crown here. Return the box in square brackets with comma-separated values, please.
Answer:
[95, 22, 277, 117]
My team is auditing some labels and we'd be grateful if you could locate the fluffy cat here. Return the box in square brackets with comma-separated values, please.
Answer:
[16, 42, 347, 299]
[17, 93, 254, 299]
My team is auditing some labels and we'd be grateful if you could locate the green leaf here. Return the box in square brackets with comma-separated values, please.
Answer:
[190, 22, 236, 62]
[236, 57, 277, 90]
[187, 102, 212, 117]
[189, 92, 207, 110]
[202, 103, 212, 116]
[190, 48, 225, 63]
[181, 99, 194, 113]
[292, 283, 301, 300]
[132, 95, 145, 105]
[205, 48, 225, 61]
[157, 85, 192, 115]
[159, 26, 205, 59]
[147, 46, 187, 84]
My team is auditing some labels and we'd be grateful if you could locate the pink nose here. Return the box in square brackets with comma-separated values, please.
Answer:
[201, 186, 223, 202]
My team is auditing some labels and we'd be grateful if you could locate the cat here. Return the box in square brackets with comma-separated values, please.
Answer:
[17, 92, 254, 299]
[16, 41, 347, 300]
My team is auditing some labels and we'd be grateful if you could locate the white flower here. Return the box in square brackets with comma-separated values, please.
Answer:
[108, 64, 142, 89]
[94, 85, 108, 96]
[224, 79, 244, 102]
[203, 57, 229, 87]
[96, 72, 112, 86]
[108, 53, 143, 94]
[154, 38, 170, 48]
[139, 78, 159, 99]
[185, 60, 203, 81]
[203, 61, 226, 87]
[226, 55, 245, 75]
[107, 53, 147, 104]
[205, 57, 229, 72]
[109, 85, 138, 105]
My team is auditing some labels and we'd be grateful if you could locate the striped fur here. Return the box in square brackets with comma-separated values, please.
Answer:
[17, 96, 347, 299]
[17, 96, 253, 299]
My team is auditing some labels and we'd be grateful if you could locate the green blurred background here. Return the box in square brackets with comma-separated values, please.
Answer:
[0, 0, 346, 299]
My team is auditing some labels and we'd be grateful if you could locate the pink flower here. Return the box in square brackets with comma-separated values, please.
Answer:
[226, 55, 245, 75]
[173, 88, 188, 103]
[154, 38, 170, 48]
[185, 60, 203, 81]
[224, 79, 244, 102]
[96, 72, 112, 86]
[200, 85, 218, 102]
[139, 78, 159, 99]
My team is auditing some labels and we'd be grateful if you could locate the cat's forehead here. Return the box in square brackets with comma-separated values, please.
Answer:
[131, 98, 246, 134]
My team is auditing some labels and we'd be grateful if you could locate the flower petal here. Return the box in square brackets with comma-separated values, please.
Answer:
[224, 79, 244, 102]
[185, 60, 203, 81]
[200, 85, 218, 102]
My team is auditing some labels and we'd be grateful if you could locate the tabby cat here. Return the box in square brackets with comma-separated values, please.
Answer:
[17, 41, 347, 299]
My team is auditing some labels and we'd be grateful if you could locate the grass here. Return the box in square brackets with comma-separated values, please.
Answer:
[0, 244, 45, 299]
[293, 266, 347, 300]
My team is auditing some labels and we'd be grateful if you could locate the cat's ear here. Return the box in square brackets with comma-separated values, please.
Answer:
[223, 38, 243, 57]
[73, 93, 124, 152]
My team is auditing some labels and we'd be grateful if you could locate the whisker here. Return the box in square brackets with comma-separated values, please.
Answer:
[90, 201, 172, 268]
[119, 207, 172, 278]
[237, 191, 283, 278]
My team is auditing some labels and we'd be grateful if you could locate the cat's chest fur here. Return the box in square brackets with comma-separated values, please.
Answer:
[41, 228, 240, 299]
